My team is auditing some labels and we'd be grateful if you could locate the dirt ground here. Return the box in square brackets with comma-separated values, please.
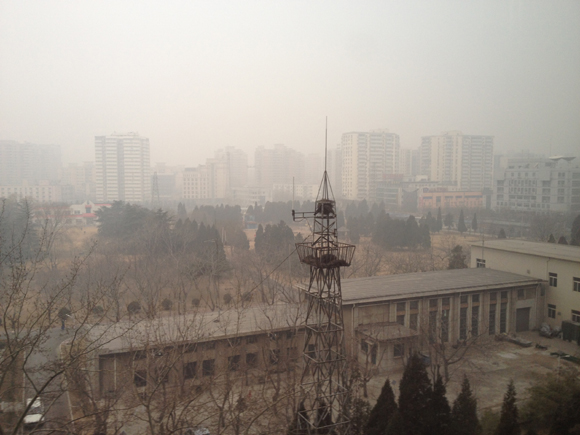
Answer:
[365, 330, 580, 412]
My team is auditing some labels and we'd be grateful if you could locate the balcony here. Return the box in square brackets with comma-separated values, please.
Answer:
[295, 242, 356, 269]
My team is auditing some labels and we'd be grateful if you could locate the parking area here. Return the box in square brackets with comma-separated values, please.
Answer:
[365, 330, 580, 411]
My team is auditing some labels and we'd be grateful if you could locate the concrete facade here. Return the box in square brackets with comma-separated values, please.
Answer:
[470, 239, 580, 327]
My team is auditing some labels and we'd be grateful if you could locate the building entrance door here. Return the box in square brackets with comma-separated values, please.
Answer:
[516, 307, 530, 332]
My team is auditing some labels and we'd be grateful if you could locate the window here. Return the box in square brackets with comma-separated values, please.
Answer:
[476, 259, 486, 268]
[397, 314, 405, 325]
[246, 352, 257, 368]
[134, 370, 147, 387]
[490, 292, 497, 303]
[307, 344, 315, 359]
[371, 345, 378, 365]
[361, 341, 369, 353]
[184, 362, 197, 379]
[441, 310, 449, 342]
[393, 343, 404, 357]
[270, 349, 280, 365]
[228, 355, 241, 372]
[246, 335, 258, 344]
[471, 306, 479, 336]
[155, 368, 169, 384]
[442, 297, 450, 307]
[228, 337, 242, 347]
[460, 295, 468, 305]
[489, 305, 496, 335]
[286, 330, 296, 340]
[549, 273, 558, 287]
[397, 302, 406, 312]
[202, 359, 215, 377]
[428, 311, 437, 343]
[203, 341, 216, 350]
[574, 277, 580, 292]
[501, 291, 508, 300]
[572, 310, 580, 323]
[429, 299, 438, 309]
[517, 289, 525, 300]
[500, 303, 507, 333]
[410, 301, 419, 310]
[410, 313, 418, 331]
[460, 307, 468, 340]
[548, 304, 556, 319]
[472, 294, 480, 304]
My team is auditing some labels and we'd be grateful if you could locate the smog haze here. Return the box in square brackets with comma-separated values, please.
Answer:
[1, 1, 578, 165]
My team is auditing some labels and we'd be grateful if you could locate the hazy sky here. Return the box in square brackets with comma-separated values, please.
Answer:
[1, 1, 579, 166]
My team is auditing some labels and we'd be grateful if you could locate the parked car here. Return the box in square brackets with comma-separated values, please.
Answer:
[23, 398, 45, 427]
[184, 427, 210, 435]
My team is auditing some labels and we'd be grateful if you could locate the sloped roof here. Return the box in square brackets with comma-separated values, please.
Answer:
[470, 239, 580, 262]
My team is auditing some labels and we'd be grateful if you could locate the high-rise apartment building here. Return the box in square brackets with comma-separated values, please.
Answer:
[214, 146, 248, 190]
[493, 156, 580, 213]
[0, 140, 61, 185]
[341, 129, 400, 201]
[420, 131, 493, 191]
[95, 133, 150, 203]
[254, 144, 305, 187]
[400, 148, 420, 177]
[60, 161, 96, 202]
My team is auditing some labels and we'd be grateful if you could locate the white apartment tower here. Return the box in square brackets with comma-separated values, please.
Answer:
[95, 133, 151, 203]
[341, 130, 400, 201]
[420, 131, 493, 191]
[254, 144, 305, 187]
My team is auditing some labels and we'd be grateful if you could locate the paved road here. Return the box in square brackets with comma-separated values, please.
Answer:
[24, 327, 74, 434]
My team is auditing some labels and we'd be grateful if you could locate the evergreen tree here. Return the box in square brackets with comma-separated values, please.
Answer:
[498, 228, 507, 239]
[547, 234, 556, 243]
[349, 398, 371, 435]
[385, 411, 405, 435]
[451, 376, 480, 435]
[558, 236, 568, 245]
[472, 213, 478, 232]
[431, 374, 451, 435]
[255, 224, 265, 254]
[365, 378, 398, 435]
[571, 214, 580, 245]
[458, 210, 467, 233]
[437, 207, 443, 232]
[404, 215, 421, 248]
[495, 381, 520, 435]
[444, 213, 454, 229]
[448, 245, 468, 269]
[420, 223, 431, 249]
[399, 353, 433, 435]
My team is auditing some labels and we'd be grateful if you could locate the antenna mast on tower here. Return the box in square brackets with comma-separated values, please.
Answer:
[292, 120, 355, 434]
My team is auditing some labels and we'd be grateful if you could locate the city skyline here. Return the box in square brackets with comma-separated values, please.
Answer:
[1, 2, 578, 166]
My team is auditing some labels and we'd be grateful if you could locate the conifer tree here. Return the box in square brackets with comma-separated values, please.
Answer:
[547, 234, 556, 243]
[420, 223, 431, 248]
[495, 381, 520, 435]
[399, 353, 433, 435]
[437, 207, 443, 232]
[431, 374, 451, 435]
[458, 209, 467, 233]
[365, 378, 398, 435]
[451, 376, 480, 435]
[571, 214, 580, 245]
[498, 228, 507, 239]
[448, 245, 468, 269]
[472, 213, 478, 232]
[385, 411, 405, 435]
[444, 212, 454, 229]
[557, 236, 568, 245]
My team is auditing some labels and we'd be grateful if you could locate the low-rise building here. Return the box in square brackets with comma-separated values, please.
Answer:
[299, 269, 544, 373]
[470, 239, 580, 327]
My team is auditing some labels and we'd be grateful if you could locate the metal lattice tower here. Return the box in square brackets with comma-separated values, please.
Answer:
[292, 143, 355, 434]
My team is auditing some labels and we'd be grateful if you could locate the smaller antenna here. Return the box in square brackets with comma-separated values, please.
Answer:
[324, 116, 328, 173]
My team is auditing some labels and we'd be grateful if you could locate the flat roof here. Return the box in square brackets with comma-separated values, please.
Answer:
[84, 304, 304, 354]
[298, 268, 542, 305]
[470, 239, 580, 263]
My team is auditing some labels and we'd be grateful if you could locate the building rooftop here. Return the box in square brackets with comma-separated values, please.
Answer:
[470, 239, 580, 263]
[85, 304, 304, 355]
[298, 268, 542, 305]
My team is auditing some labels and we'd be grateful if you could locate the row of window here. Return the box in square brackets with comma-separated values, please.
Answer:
[547, 305, 580, 323]
[549, 273, 580, 292]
